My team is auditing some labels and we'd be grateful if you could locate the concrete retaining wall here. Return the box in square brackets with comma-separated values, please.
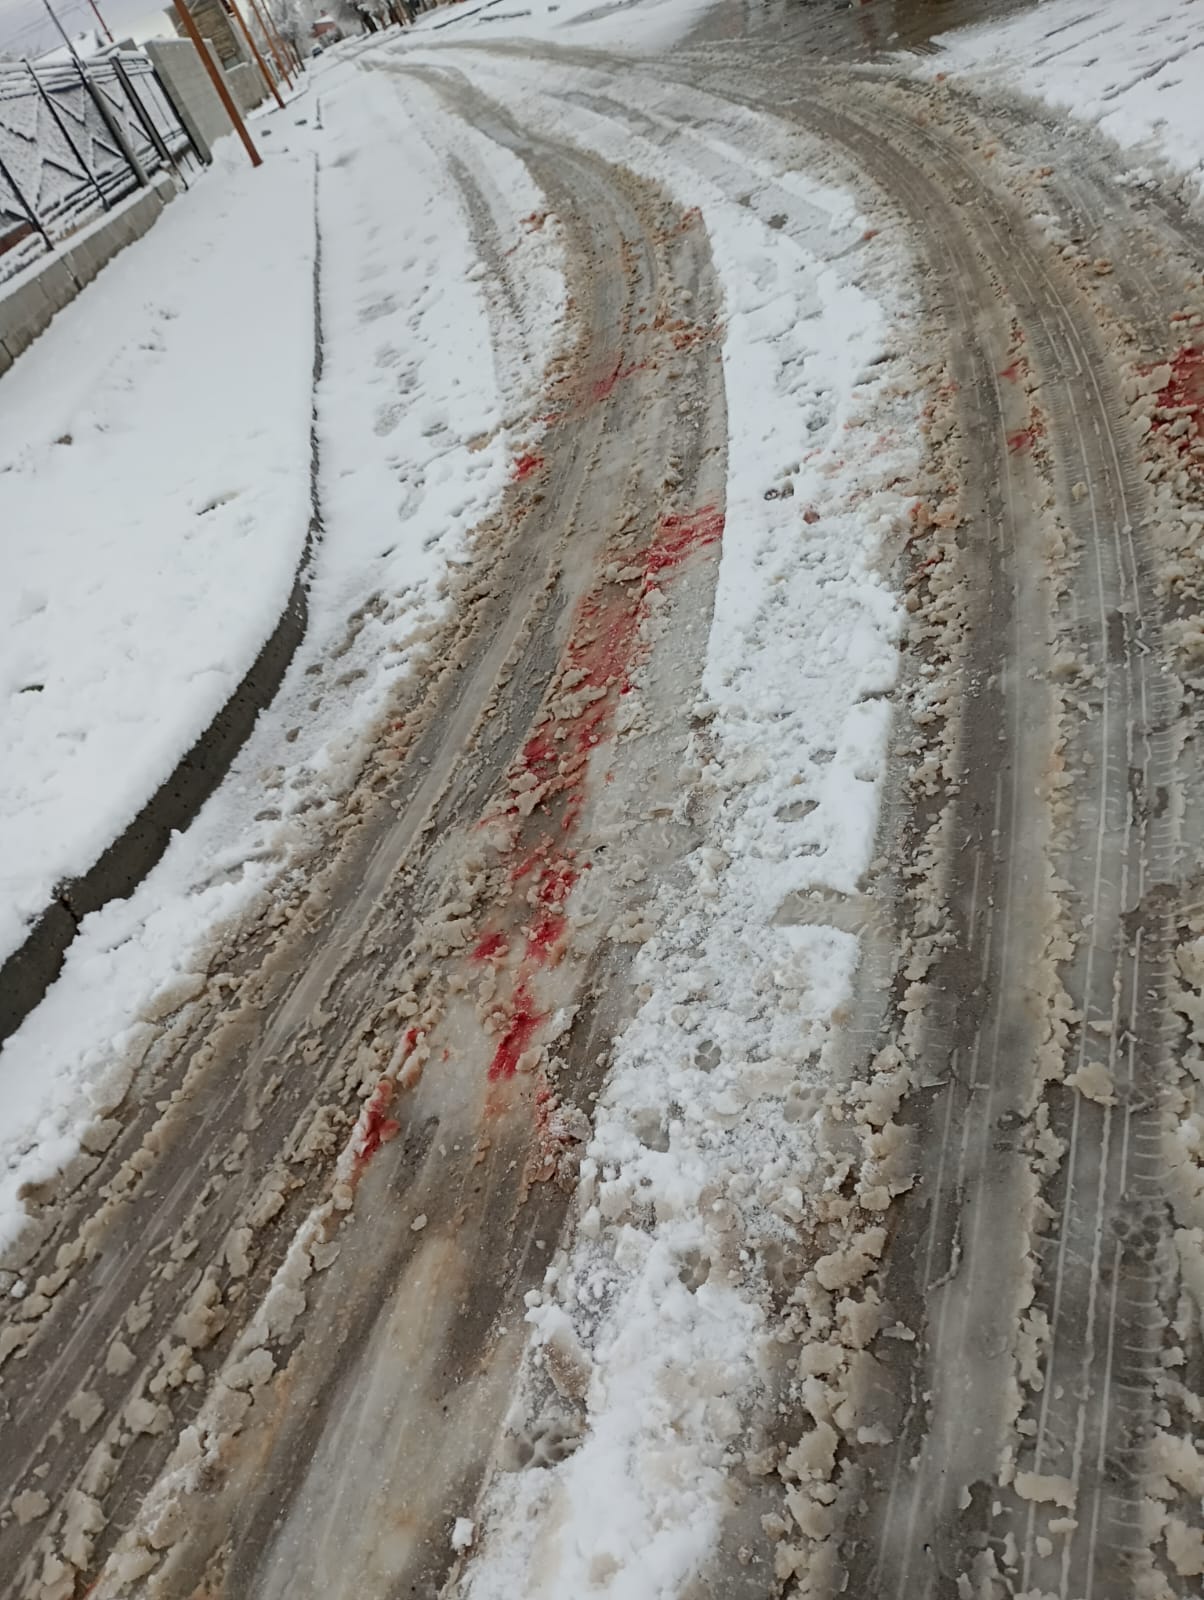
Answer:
[0, 173, 178, 376]
[228, 60, 268, 115]
[146, 37, 233, 163]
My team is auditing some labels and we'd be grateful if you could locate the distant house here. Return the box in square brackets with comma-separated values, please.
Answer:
[312, 15, 341, 41]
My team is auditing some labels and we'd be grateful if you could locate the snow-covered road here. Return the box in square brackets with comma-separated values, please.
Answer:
[4, 1, 1204, 1597]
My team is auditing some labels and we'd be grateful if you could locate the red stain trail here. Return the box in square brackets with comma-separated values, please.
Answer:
[355, 1078, 400, 1171]
[591, 356, 648, 403]
[1007, 425, 1039, 455]
[1147, 345, 1204, 464]
[489, 981, 544, 1081]
[513, 452, 544, 481]
[472, 930, 508, 962]
[476, 501, 726, 1088]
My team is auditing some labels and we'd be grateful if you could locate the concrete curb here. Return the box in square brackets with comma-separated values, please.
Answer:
[0, 160, 326, 1044]
[0, 173, 178, 370]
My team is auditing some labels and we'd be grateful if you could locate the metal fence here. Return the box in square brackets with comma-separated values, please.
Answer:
[0, 52, 199, 285]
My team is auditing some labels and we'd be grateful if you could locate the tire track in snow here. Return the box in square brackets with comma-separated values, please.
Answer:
[0, 72, 729, 1600]
[554, 40, 1198, 1597]
[751, 68, 1178, 1600]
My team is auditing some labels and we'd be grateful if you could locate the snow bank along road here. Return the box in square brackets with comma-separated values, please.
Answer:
[5, 5, 1204, 1599]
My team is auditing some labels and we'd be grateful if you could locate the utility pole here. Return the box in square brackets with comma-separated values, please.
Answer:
[172, 0, 262, 167]
[85, 0, 115, 44]
[228, 0, 285, 110]
[248, 0, 294, 90]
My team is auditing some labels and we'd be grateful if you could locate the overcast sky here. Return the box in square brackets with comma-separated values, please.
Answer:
[0, 0, 168, 55]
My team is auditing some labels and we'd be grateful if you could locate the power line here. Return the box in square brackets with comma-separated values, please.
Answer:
[0, 0, 95, 55]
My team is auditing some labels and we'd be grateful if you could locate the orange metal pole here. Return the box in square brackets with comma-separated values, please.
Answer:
[229, 0, 285, 109]
[173, 0, 261, 167]
[248, 0, 294, 88]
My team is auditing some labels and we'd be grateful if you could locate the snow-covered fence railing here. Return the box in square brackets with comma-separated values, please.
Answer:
[0, 53, 198, 286]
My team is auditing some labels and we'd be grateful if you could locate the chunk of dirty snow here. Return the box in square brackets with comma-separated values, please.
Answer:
[61, 1489, 105, 1568]
[104, 1544, 159, 1585]
[452, 1517, 476, 1553]
[125, 1395, 169, 1436]
[1165, 1518, 1204, 1577]
[1014, 1471, 1076, 1509]
[11, 1488, 50, 1523]
[814, 1227, 887, 1291]
[785, 1421, 839, 1482]
[411, 1213, 428, 1232]
[105, 1337, 135, 1376]
[1067, 1061, 1116, 1105]
[1151, 1431, 1204, 1497]
[224, 1347, 275, 1392]
[65, 1389, 104, 1432]
[225, 1227, 254, 1278]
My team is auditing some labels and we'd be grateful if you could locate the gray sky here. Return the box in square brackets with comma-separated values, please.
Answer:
[0, 0, 168, 55]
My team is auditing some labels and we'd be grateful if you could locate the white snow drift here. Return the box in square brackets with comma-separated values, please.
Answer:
[917, 0, 1204, 204]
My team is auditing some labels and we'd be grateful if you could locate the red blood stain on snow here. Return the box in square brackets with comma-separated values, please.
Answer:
[592, 358, 626, 403]
[999, 360, 1025, 382]
[472, 930, 508, 962]
[536, 859, 578, 905]
[489, 982, 545, 1080]
[526, 914, 567, 963]
[591, 355, 648, 404]
[509, 844, 549, 885]
[1148, 345, 1204, 458]
[355, 1078, 400, 1170]
[644, 505, 725, 580]
[473, 501, 725, 1086]
[513, 452, 544, 481]
[520, 728, 558, 777]
[1007, 425, 1040, 454]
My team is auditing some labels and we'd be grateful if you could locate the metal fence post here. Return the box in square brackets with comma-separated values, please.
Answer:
[143, 60, 206, 169]
[40, 0, 147, 187]
[83, 64, 149, 187]
[26, 62, 110, 211]
[0, 149, 53, 254]
[111, 56, 177, 176]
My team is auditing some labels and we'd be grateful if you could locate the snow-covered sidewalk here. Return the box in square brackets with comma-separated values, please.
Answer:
[0, 138, 316, 971]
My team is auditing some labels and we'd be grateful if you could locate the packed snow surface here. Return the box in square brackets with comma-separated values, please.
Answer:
[918, 0, 1204, 202]
[0, 145, 315, 967]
